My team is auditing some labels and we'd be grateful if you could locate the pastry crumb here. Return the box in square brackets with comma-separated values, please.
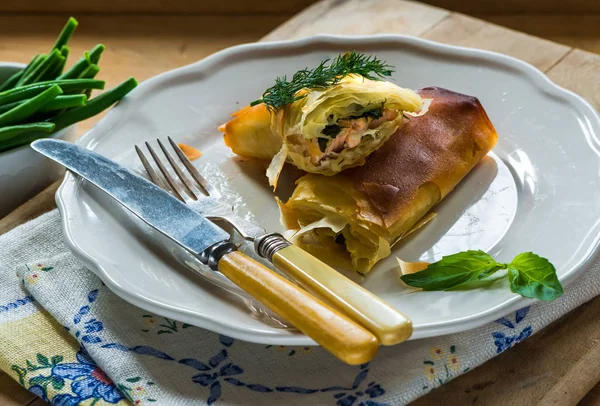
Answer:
[178, 144, 202, 161]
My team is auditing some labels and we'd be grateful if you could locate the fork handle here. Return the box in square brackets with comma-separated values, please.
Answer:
[258, 236, 412, 345]
[217, 251, 379, 365]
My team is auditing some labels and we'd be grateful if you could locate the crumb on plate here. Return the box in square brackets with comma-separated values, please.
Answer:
[178, 144, 202, 161]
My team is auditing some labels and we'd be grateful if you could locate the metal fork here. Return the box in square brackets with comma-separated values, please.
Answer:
[136, 137, 414, 346]
[136, 137, 266, 240]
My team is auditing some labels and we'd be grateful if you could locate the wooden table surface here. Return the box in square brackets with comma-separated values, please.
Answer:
[1, 1, 599, 405]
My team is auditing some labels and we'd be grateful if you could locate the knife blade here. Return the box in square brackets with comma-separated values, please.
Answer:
[33, 139, 230, 256]
[31, 138, 379, 365]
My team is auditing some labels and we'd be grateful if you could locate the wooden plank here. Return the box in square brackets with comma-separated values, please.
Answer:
[422, 13, 570, 71]
[0, 373, 36, 405]
[0, 15, 286, 69]
[411, 295, 600, 406]
[420, 0, 600, 13]
[262, 0, 449, 41]
[580, 384, 600, 406]
[0, 181, 61, 235]
[477, 15, 600, 55]
[1, 0, 600, 15]
[546, 49, 600, 110]
[538, 327, 600, 405]
[26, 400, 48, 406]
[0, 0, 318, 14]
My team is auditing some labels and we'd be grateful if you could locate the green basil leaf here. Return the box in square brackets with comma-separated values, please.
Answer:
[508, 252, 563, 301]
[400, 250, 507, 291]
[446, 273, 507, 291]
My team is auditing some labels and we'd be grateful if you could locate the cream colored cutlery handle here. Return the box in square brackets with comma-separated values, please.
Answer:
[272, 245, 413, 345]
[217, 250, 379, 365]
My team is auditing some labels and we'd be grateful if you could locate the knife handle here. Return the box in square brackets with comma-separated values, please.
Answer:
[271, 244, 413, 345]
[217, 250, 379, 365]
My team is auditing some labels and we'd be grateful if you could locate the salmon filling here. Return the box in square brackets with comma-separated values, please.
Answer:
[310, 108, 399, 164]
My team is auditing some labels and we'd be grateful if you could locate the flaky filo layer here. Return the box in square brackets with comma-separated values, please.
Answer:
[220, 75, 423, 188]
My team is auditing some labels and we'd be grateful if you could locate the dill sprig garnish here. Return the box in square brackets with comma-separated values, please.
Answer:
[251, 51, 394, 112]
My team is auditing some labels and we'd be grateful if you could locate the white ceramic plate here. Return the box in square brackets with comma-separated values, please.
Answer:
[57, 35, 600, 345]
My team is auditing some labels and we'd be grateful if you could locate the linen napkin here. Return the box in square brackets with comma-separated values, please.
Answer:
[1, 210, 599, 406]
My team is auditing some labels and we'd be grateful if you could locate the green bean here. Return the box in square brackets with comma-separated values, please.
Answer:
[51, 77, 137, 131]
[42, 46, 70, 80]
[42, 94, 87, 111]
[0, 100, 23, 114]
[49, 46, 71, 79]
[89, 44, 105, 65]
[80, 65, 100, 99]
[52, 17, 78, 51]
[0, 124, 60, 152]
[42, 55, 67, 82]
[21, 49, 63, 85]
[20, 54, 41, 76]
[15, 54, 46, 87]
[0, 70, 23, 92]
[0, 122, 55, 143]
[19, 54, 43, 81]
[0, 94, 86, 114]
[0, 18, 141, 153]
[22, 55, 52, 84]
[0, 79, 105, 106]
[0, 85, 62, 127]
[79, 64, 100, 79]
[58, 52, 91, 80]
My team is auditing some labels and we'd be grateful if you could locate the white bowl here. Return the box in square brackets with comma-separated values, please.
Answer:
[0, 63, 76, 218]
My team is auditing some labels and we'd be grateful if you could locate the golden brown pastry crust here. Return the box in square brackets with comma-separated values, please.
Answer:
[220, 103, 282, 160]
[346, 86, 498, 230]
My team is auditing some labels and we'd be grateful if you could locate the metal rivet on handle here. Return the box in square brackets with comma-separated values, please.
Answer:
[254, 233, 292, 261]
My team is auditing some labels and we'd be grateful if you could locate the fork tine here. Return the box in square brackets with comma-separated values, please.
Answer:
[136, 145, 165, 189]
[157, 139, 198, 200]
[168, 136, 221, 198]
[144, 141, 186, 202]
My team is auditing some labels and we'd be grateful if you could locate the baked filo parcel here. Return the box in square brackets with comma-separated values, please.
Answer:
[220, 74, 423, 188]
[279, 87, 498, 274]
